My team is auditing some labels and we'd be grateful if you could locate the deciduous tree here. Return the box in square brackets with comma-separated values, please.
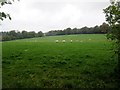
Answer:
[104, 0, 120, 87]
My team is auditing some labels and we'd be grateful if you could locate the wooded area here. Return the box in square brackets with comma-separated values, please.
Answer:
[0, 30, 43, 41]
[0, 22, 109, 41]
[45, 22, 109, 36]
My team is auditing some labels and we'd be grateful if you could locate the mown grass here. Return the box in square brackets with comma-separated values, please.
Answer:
[2, 34, 118, 88]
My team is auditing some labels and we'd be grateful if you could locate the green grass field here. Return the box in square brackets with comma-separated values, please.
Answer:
[2, 34, 118, 88]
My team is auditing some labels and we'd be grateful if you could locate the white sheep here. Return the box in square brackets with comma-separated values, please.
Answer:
[55, 40, 59, 43]
[62, 40, 66, 43]
[70, 40, 73, 43]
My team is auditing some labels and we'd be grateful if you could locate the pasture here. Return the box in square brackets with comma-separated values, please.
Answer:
[2, 34, 117, 88]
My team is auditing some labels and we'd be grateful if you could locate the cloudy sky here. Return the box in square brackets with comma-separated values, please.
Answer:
[0, 0, 110, 32]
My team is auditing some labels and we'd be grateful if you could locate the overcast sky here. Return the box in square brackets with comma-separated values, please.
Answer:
[0, 0, 110, 32]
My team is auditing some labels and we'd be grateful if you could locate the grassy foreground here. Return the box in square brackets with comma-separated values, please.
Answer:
[2, 34, 117, 88]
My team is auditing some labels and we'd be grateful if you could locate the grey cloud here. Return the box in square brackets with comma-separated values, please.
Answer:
[0, 0, 110, 32]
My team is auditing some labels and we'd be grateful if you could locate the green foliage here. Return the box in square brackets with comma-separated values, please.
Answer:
[100, 23, 110, 33]
[2, 34, 117, 88]
[37, 31, 44, 37]
[103, 1, 120, 41]
[0, 23, 109, 41]
[46, 23, 109, 36]
[1, 30, 44, 41]
[103, 0, 120, 87]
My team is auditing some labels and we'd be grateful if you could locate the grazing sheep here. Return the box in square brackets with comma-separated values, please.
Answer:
[62, 40, 66, 43]
[55, 40, 59, 43]
[70, 40, 73, 43]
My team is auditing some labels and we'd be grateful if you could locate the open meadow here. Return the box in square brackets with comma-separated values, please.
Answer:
[2, 34, 118, 88]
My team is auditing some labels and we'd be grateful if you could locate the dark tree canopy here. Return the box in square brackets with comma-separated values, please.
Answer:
[1, 30, 44, 41]
[104, 0, 120, 87]
[45, 23, 109, 36]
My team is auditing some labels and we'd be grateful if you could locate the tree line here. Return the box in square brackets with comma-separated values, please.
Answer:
[45, 22, 109, 36]
[0, 30, 44, 41]
[0, 22, 109, 41]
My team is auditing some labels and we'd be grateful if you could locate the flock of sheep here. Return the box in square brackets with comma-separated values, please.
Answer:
[55, 39, 91, 43]
[55, 40, 70, 43]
